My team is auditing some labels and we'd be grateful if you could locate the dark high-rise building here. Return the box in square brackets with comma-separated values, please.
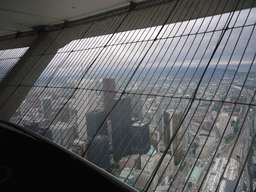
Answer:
[110, 97, 132, 162]
[163, 110, 183, 165]
[103, 78, 116, 115]
[56, 104, 70, 123]
[42, 98, 52, 119]
[86, 110, 108, 138]
[25, 122, 40, 133]
[131, 95, 144, 121]
[25, 122, 52, 140]
[130, 121, 150, 155]
[87, 135, 111, 171]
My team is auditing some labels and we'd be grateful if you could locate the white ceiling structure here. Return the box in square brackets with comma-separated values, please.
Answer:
[0, 0, 145, 37]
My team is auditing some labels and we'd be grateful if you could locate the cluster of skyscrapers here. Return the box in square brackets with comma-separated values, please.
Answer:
[83, 78, 186, 183]
[12, 77, 187, 190]
[85, 78, 151, 170]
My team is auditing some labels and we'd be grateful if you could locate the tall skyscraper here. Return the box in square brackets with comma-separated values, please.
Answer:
[163, 110, 183, 165]
[73, 78, 96, 141]
[87, 135, 111, 171]
[130, 121, 150, 155]
[56, 104, 70, 123]
[110, 97, 132, 162]
[103, 78, 116, 115]
[131, 95, 144, 121]
[42, 97, 52, 119]
[86, 110, 108, 138]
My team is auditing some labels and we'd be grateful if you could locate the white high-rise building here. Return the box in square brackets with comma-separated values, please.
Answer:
[163, 110, 183, 166]
[71, 78, 96, 141]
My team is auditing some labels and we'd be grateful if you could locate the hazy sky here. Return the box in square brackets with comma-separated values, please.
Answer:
[56, 7, 256, 71]
[1, 8, 256, 84]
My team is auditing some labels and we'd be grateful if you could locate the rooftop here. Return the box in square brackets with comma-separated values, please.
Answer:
[187, 166, 202, 181]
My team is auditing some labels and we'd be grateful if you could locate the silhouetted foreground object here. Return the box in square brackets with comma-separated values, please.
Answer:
[0, 120, 137, 191]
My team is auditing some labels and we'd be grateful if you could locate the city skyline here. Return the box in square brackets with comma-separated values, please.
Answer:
[9, 69, 256, 191]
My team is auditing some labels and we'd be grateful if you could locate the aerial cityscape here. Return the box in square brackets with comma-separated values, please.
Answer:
[10, 63, 256, 191]
[0, 0, 256, 190]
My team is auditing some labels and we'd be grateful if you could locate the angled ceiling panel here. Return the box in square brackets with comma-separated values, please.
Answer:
[0, 0, 131, 36]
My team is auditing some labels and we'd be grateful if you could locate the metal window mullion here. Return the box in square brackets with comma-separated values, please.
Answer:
[185, 0, 242, 108]
[66, 48, 105, 129]
[70, 29, 174, 162]
[38, 23, 97, 138]
[56, 28, 118, 144]
[20, 54, 70, 126]
[217, 28, 254, 101]
[174, 23, 245, 182]
[210, 12, 256, 104]
[102, 0, 184, 94]
[187, 0, 245, 100]
[100, 26, 163, 83]
[10, 57, 67, 125]
[125, 1, 194, 94]
[131, 0, 219, 98]
[144, 1, 220, 96]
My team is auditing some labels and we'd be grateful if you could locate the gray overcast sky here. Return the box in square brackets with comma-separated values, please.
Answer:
[1, 8, 256, 83]
[58, 7, 256, 68]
